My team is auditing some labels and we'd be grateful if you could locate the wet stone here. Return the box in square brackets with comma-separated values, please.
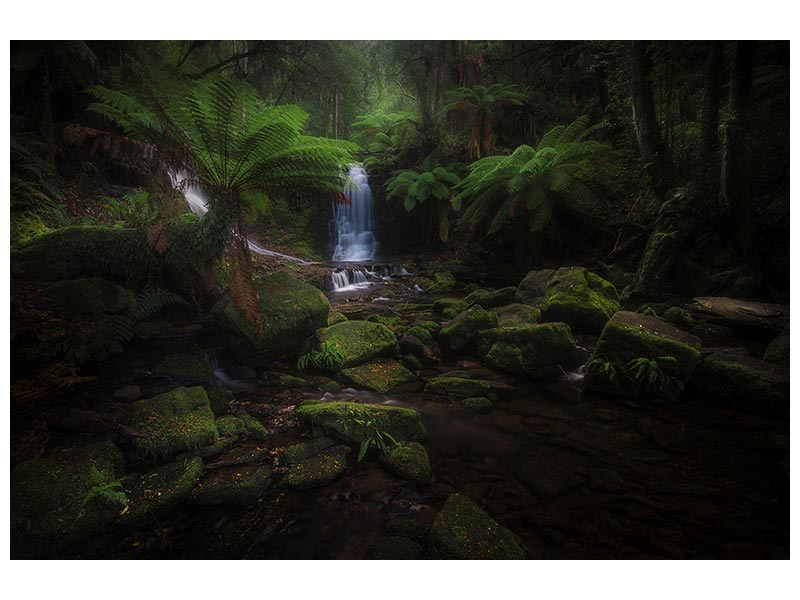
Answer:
[587, 468, 627, 494]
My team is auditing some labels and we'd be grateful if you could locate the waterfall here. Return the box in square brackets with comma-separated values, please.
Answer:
[331, 165, 377, 262]
[330, 267, 372, 291]
[171, 170, 311, 265]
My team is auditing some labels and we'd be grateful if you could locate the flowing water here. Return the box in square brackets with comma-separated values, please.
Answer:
[331, 165, 377, 262]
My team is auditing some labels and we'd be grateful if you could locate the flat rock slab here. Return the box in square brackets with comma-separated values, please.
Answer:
[687, 297, 789, 332]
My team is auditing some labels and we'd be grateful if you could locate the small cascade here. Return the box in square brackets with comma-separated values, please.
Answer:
[331, 267, 372, 291]
[171, 170, 311, 265]
[331, 165, 378, 262]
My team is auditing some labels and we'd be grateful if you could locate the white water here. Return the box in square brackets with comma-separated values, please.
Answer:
[331, 165, 377, 262]
[330, 267, 373, 292]
[171, 170, 311, 265]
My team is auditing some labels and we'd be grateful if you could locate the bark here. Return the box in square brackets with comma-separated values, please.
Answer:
[630, 41, 671, 199]
[720, 41, 756, 253]
[697, 41, 724, 192]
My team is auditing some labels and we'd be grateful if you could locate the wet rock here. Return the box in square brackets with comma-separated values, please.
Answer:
[686, 296, 789, 334]
[662, 306, 696, 329]
[364, 536, 423, 559]
[120, 457, 203, 527]
[42, 277, 135, 315]
[429, 493, 529, 559]
[399, 334, 439, 366]
[155, 353, 215, 385]
[122, 386, 219, 460]
[539, 267, 620, 334]
[188, 464, 272, 506]
[518, 456, 585, 500]
[438, 305, 499, 353]
[424, 376, 492, 398]
[401, 354, 422, 371]
[339, 358, 415, 393]
[690, 348, 789, 412]
[763, 330, 789, 365]
[460, 396, 492, 412]
[637, 417, 694, 453]
[690, 321, 735, 346]
[384, 518, 431, 545]
[515, 268, 556, 306]
[212, 272, 330, 360]
[494, 303, 542, 327]
[296, 402, 427, 443]
[11, 441, 125, 558]
[584, 311, 701, 400]
[476, 322, 577, 379]
[587, 468, 627, 494]
[285, 446, 349, 490]
[379, 441, 432, 484]
[283, 436, 336, 464]
[113, 385, 142, 402]
[308, 321, 397, 370]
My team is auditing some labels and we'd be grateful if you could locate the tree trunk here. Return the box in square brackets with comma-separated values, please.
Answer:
[228, 208, 260, 324]
[719, 41, 756, 254]
[630, 41, 671, 199]
[697, 41, 724, 194]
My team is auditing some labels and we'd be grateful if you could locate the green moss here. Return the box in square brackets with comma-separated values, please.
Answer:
[187, 435, 239, 459]
[285, 446, 349, 489]
[406, 325, 435, 346]
[212, 272, 330, 359]
[378, 441, 431, 484]
[309, 321, 397, 370]
[236, 411, 269, 442]
[384, 519, 431, 545]
[11, 441, 125, 558]
[155, 353, 214, 384]
[494, 303, 542, 326]
[339, 359, 415, 393]
[433, 298, 469, 316]
[426, 272, 456, 292]
[367, 314, 404, 328]
[279, 374, 307, 388]
[43, 277, 135, 315]
[205, 386, 234, 417]
[764, 333, 790, 365]
[470, 286, 517, 308]
[327, 311, 348, 326]
[461, 396, 492, 411]
[124, 386, 219, 460]
[415, 320, 442, 336]
[119, 457, 203, 528]
[662, 306, 696, 329]
[476, 323, 577, 379]
[515, 268, 555, 306]
[539, 267, 620, 334]
[364, 536, 423, 560]
[438, 305, 499, 353]
[401, 354, 422, 371]
[188, 464, 273, 506]
[296, 401, 427, 443]
[424, 376, 492, 398]
[464, 289, 490, 304]
[216, 415, 247, 439]
[283, 436, 336, 464]
[442, 308, 458, 319]
[429, 493, 529, 559]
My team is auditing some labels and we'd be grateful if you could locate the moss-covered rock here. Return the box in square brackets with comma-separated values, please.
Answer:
[235, 411, 269, 442]
[308, 321, 397, 370]
[279, 374, 306, 388]
[327, 311, 348, 326]
[188, 435, 239, 459]
[539, 267, 620, 334]
[406, 325, 435, 346]
[285, 446, 349, 490]
[471, 286, 517, 309]
[339, 359, 415, 393]
[662, 306, 696, 329]
[155, 353, 215, 385]
[415, 320, 442, 337]
[515, 268, 556, 306]
[585, 311, 702, 399]
[764, 332, 790, 365]
[464, 289, 491, 305]
[399, 333, 439, 366]
[119, 457, 203, 528]
[690, 348, 789, 412]
[424, 376, 492, 398]
[212, 272, 330, 360]
[296, 401, 426, 443]
[690, 321, 735, 346]
[123, 386, 219, 460]
[364, 536, 423, 560]
[401, 354, 422, 371]
[460, 396, 492, 412]
[215, 415, 247, 439]
[384, 519, 431, 545]
[205, 386, 234, 417]
[283, 436, 336, 464]
[494, 303, 542, 327]
[433, 298, 469, 317]
[476, 323, 577, 379]
[11, 441, 125, 558]
[429, 493, 529, 559]
[367, 314, 404, 328]
[188, 464, 273, 506]
[379, 441, 432, 484]
[427, 272, 457, 292]
[43, 277, 135, 315]
[438, 305, 499, 354]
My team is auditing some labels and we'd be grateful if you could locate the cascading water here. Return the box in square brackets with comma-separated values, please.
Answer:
[171, 170, 311, 265]
[331, 165, 377, 262]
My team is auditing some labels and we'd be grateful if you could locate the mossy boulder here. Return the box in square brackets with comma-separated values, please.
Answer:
[283, 436, 336, 464]
[123, 386, 219, 460]
[188, 464, 273, 506]
[662, 306, 696, 329]
[470, 286, 517, 309]
[365, 536, 423, 560]
[424, 376, 492, 398]
[308, 321, 397, 370]
[460, 397, 492, 412]
[296, 401, 426, 443]
[429, 493, 529, 559]
[367, 314, 404, 328]
[379, 441, 432, 484]
[476, 323, 577, 379]
[327, 311, 348, 326]
[690, 348, 789, 412]
[212, 272, 330, 360]
[119, 457, 203, 528]
[539, 267, 620, 334]
[415, 320, 442, 337]
[764, 331, 790, 365]
[464, 289, 491, 305]
[205, 386, 234, 417]
[279, 374, 306, 388]
[155, 353, 215, 385]
[427, 272, 457, 292]
[585, 311, 702, 399]
[401, 354, 422, 371]
[494, 303, 542, 327]
[11, 441, 125, 558]
[339, 359, 415, 393]
[515, 268, 556, 306]
[691, 321, 735, 346]
[43, 277, 135, 315]
[433, 298, 469, 317]
[438, 305, 499, 354]
[285, 446, 349, 490]
[406, 325, 435, 346]
[235, 411, 269, 442]
[399, 333, 439, 366]
[215, 415, 247, 439]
